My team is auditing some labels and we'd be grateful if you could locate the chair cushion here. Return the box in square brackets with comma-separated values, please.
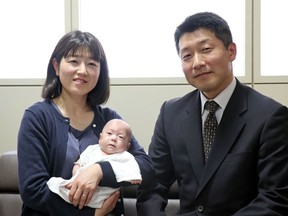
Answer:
[0, 151, 19, 191]
[0, 194, 22, 216]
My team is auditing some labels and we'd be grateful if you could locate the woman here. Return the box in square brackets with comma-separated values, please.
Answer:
[17, 30, 153, 216]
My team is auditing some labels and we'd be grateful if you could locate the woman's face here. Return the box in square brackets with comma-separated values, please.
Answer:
[178, 28, 236, 99]
[53, 48, 100, 98]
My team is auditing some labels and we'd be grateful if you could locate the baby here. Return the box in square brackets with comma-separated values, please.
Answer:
[47, 119, 142, 209]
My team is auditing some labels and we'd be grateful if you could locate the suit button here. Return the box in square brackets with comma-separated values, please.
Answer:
[197, 205, 204, 213]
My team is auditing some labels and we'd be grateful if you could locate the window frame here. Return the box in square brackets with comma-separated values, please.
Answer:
[252, 0, 288, 83]
[1, 0, 287, 86]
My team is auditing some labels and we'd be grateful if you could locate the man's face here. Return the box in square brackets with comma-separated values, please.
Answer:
[178, 28, 236, 99]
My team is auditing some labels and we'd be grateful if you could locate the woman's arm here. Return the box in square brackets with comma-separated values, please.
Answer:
[18, 103, 95, 215]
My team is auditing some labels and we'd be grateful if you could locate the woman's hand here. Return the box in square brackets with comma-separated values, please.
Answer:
[95, 191, 120, 216]
[66, 163, 103, 209]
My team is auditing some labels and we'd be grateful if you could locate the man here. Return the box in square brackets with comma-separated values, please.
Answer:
[137, 12, 288, 215]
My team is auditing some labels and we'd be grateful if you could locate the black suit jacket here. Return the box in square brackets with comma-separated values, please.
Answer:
[137, 80, 288, 216]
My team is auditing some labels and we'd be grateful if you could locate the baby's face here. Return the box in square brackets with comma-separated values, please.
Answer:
[99, 120, 130, 154]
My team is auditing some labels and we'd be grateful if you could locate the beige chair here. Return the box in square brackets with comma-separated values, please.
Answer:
[0, 151, 179, 216]
[0, 151, 22, 216]
[123, 182, 180, 216]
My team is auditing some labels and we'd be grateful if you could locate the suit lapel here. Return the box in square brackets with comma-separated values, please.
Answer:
[197, 81, 248, 194]
[181, 92, 205, 183]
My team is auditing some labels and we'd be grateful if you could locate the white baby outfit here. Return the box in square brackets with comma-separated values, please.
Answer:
[47, 144, 142, 208]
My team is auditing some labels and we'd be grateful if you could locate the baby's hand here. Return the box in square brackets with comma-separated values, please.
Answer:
[130, 179, 142, 185]
[72, 162, 81, 176]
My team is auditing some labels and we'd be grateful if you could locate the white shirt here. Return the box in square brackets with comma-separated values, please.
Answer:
[200, 77, 237, 132]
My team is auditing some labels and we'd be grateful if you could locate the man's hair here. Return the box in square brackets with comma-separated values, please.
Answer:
[174, 12, 233, 54]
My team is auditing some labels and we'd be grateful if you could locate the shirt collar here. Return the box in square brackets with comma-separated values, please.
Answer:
[201, 77, 236, 114]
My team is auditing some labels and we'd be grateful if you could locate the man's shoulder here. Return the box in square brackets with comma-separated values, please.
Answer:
[243, 84, 284, 108]
[235, 83, 287, 116]
[165, 89, 198, 106]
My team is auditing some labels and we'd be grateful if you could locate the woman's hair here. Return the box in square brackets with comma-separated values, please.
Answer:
[174, 12, 233, 54]
[42, 30, 110, 106]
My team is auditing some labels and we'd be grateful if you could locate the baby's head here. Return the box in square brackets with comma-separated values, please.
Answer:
[99, 119, 132, 155]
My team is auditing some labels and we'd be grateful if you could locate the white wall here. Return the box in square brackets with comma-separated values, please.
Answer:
[0, 83, 287, 154]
